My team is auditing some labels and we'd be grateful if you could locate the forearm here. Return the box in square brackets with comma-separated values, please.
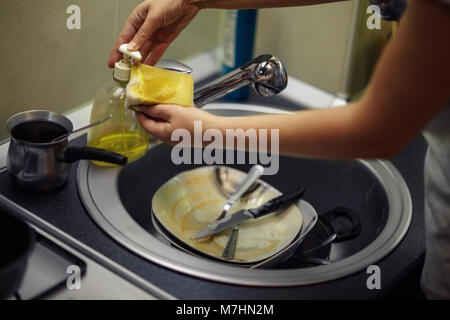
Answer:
[214, 103, 397, 160]
[189, 0, 346, 10]
[208, 0, 450, 161]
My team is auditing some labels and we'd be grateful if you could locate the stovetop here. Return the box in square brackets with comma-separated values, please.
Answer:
[8, 232, 86, 300]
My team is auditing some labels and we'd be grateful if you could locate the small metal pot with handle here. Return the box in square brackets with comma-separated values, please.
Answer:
[6, 110, 127, 192]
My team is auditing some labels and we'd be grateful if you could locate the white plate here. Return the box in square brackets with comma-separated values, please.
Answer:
[151, 166, 303, 264]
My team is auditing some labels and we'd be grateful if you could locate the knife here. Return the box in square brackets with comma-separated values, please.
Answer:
[193, 187, 305, 239]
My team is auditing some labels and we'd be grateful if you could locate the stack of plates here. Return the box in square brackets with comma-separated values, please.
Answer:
[151, 166, 318, 268]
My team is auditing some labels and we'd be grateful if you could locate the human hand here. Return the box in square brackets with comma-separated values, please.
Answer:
[108, 0, 201, 68]
[136, 104, 220, 145]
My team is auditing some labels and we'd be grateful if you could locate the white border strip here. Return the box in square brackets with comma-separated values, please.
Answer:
[279, 76, 347, 109]
[202, 103, 291, 114]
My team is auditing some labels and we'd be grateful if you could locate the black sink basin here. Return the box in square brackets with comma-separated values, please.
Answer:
[118, 143, 388, 266]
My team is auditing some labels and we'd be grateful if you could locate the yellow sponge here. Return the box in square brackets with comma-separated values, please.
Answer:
[125, 64, 194, 108]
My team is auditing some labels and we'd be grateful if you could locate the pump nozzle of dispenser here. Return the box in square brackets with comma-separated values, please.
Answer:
[113, 44, 142, 81]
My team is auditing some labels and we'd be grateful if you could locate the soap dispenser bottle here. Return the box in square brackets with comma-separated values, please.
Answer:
[87, 44, 150, 166]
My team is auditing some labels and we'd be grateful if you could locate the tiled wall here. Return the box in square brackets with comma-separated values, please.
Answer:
[254, 1, 355, 95]
[0, 0, 221, 140]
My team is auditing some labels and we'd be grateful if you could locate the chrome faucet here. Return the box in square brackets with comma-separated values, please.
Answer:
[194, 54, 288, 108]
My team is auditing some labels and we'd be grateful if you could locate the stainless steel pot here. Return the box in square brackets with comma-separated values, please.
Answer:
[6, 110, 127, 192]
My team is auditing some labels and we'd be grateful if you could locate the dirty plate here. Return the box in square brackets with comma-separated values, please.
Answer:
[151, 166, 303, 264]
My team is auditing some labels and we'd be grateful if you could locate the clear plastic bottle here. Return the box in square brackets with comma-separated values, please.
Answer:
[87, 44, 149, 166]
[87, 78, 149, 166]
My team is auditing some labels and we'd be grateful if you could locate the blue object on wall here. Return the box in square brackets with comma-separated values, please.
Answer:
[221, 9, 258, 101]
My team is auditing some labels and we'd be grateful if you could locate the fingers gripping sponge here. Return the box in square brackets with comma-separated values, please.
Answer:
[125, 64, 194, 108]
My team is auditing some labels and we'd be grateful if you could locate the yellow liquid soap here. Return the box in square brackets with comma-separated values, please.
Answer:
[88, 77, 151, 167]
[88, 131, 149, 167]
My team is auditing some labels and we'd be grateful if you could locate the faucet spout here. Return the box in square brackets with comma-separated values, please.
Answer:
[194, 54, 288, 108]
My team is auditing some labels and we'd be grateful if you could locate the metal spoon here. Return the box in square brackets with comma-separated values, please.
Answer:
[51, 114, 112, 143]
[221, 165, 265, 260]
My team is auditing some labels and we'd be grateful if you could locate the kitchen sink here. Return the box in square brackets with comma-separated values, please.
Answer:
[77, 103, 412, 287]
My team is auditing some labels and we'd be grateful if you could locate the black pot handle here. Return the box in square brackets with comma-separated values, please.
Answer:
[62, 146, 128, 165]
